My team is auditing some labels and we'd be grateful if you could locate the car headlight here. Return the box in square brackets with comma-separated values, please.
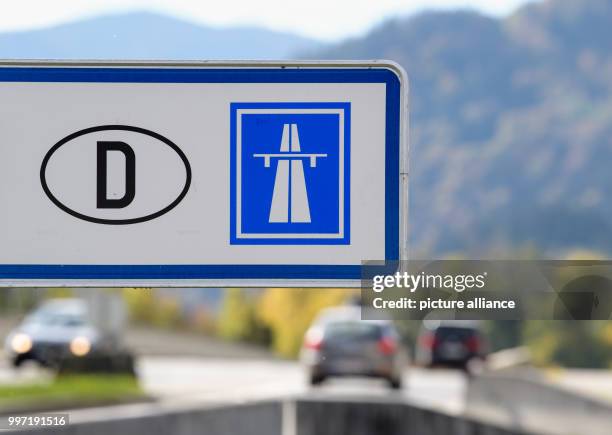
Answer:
[11, 333, 32, 354]
[69, 336, 91, 357]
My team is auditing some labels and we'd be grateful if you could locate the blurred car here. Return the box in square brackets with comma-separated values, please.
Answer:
[4, 298, 105, 368]
[415, 320, 487, 369]
[300, 306, 406, 389]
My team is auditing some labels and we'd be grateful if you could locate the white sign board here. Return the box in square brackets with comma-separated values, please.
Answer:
[0, 61, 407, 287]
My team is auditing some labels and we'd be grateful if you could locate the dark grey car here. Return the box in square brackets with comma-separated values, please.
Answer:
[415, 320, 487, 369]
[4, 299, 101, 367]
[301, 307, 406, 389]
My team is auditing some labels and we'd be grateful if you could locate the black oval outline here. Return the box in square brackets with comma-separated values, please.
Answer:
[40, 125, 192, 225]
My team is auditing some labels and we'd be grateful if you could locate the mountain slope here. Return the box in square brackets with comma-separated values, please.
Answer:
[310, 0, 612, 256]
[0, 12, 320, 59]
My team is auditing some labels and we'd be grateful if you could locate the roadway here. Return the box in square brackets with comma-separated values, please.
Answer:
[137, 356, 467, 414]
[0, 353, 467, 415]
[127, 325, 468, 413]
[0, 322, 466, 414]
[1, 322, 610, 416]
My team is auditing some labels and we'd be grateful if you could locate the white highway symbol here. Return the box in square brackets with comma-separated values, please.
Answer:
[253, 123, 327, 223]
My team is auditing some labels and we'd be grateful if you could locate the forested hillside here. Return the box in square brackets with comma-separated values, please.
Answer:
[313, 0, 612, 256]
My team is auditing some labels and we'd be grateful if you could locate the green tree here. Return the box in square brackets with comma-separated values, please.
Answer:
[218, 289, 269, 344]
[256, 288, 355, 358]
[524, 320, 612, 368]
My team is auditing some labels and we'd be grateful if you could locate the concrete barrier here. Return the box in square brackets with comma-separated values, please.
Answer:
[295, 397, 527, 435]
[466, 373, 612, 435]
[4, 395, 536, 435]
[486, 347, 532, 372]
[5, 401, 283, 435]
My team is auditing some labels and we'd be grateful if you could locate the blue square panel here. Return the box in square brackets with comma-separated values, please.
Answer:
[231, 103, 350, 244]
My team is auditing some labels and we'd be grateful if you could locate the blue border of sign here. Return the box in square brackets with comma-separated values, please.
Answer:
[0, 66, 401, 281]
[229, 102, 351, 245]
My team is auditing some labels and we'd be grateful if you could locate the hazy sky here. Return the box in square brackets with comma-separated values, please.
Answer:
[1, 0, 536, 40]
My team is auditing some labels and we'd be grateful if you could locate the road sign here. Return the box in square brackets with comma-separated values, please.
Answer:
[0, 61, 408, 287]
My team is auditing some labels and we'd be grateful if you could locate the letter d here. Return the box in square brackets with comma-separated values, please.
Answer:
[97, 141, 136, 209]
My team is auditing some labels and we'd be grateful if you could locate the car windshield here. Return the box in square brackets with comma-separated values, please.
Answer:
[435, 327, 476, 341]
[25, 309, 87, 327]
[324, 322, 382, 341]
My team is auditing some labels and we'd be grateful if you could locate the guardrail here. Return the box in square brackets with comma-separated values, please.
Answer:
[466, 372, 612, 435]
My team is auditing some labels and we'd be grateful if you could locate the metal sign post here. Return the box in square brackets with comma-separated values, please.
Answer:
[0, 61, 408, 287]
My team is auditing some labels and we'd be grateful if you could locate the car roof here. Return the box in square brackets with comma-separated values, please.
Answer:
[421, 319, 481, 331]
[314, 306, 392, 327]
[34, 298, 88, 316]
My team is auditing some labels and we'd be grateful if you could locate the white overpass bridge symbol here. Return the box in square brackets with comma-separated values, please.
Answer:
[253, 123, 327, 224]
[253, 153, 328, 168]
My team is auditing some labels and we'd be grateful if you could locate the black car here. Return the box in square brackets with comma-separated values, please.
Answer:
[415, 320, 487, 369]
